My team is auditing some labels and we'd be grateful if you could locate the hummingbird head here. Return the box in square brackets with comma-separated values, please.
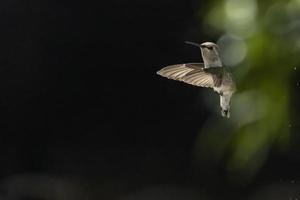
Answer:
[185, 41, 222, 68]
[199, 42, 222, 68]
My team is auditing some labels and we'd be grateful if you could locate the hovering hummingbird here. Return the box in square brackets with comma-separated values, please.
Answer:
[157, 41, 236, 118]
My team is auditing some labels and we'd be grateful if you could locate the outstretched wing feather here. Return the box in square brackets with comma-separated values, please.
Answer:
[156, 63, 204, 81]
[157, 63, 222, 88]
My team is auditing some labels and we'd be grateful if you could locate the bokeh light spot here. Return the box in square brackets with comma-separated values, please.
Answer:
[217, 35, 247, 66]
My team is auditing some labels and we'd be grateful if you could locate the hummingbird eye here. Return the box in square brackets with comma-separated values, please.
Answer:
[207, 46, 213, 50]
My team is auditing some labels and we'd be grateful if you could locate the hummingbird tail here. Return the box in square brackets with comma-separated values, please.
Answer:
[221, 109, 230, 118]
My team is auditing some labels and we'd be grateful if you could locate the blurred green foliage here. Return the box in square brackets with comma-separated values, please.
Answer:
[193, 0, 300, 183]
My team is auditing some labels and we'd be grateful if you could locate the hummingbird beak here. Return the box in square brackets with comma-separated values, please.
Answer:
[185, 41, 201, 48]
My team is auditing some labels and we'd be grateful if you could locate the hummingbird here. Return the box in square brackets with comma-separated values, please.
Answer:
[157, 41, 236, 118]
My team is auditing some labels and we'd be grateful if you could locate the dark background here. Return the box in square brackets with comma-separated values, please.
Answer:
[0, 0, 299, 200]
[0, 0, 203, 174]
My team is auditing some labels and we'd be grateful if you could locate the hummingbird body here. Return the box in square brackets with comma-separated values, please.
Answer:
[214, 67, 236, 117]
[157, 41, 236, 118]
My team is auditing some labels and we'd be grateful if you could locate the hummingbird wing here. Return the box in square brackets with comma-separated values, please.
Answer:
[157, 63, 223, 88]
[156, 63, 204, 81]
[182, 68, 222, 88]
